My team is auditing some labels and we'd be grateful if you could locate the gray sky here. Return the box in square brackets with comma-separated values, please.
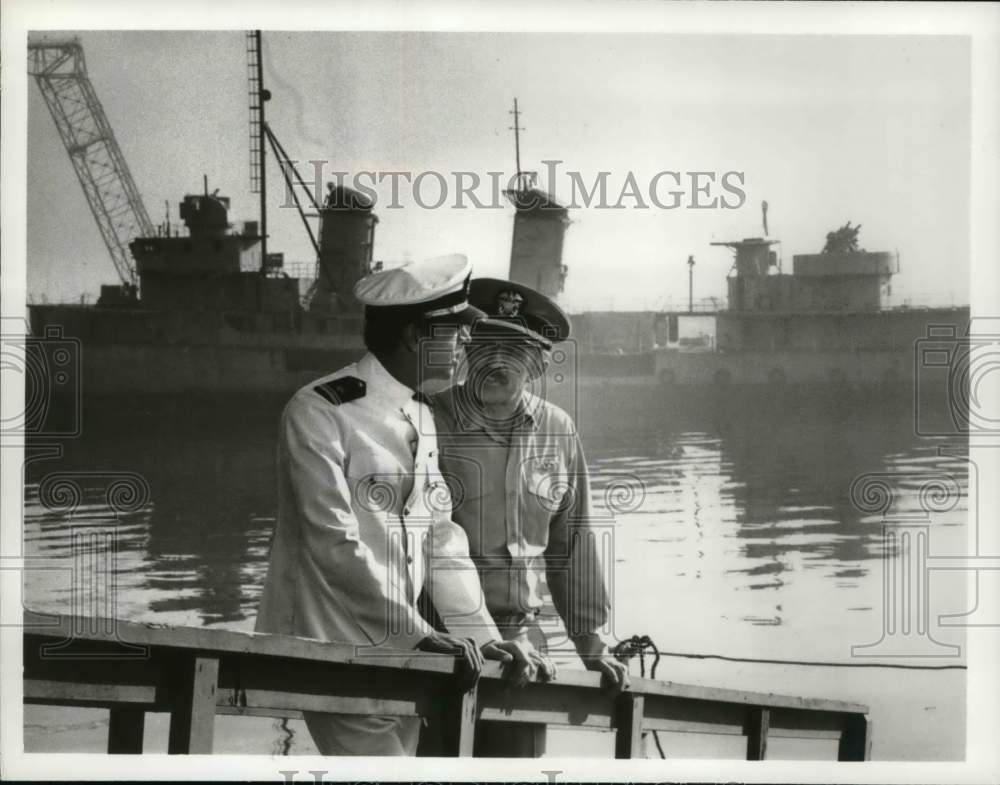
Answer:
[26, 31, 970, 310]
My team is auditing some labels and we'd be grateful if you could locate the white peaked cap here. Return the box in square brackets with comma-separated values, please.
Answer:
[353, 254, 483, 322]
[354, 254, 470, 307]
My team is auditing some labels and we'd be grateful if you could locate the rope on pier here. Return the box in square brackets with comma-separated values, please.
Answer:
[612, 634, 661, 679]
[610, 631, 964, 759]
[612, 634, 667, 758]
[645, 648, 967, 671]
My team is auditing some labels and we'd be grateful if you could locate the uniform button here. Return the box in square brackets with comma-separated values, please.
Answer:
[406, 556, 413, 564]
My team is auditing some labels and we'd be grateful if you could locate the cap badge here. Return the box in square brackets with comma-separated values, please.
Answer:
[496, 290, 524, 317]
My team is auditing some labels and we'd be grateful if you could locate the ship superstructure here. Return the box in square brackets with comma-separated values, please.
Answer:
[129, 181, 297, 314]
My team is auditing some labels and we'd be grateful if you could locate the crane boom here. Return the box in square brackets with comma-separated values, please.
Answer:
[28, 38, 154, 290]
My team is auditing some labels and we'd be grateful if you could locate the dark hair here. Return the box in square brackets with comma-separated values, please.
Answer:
[362, 306, 428, 353]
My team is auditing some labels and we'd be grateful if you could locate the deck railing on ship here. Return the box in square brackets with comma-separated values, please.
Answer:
[22, 612, 871, 759]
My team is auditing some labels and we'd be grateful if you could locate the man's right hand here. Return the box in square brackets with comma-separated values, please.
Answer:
[417, 631, 484, 691]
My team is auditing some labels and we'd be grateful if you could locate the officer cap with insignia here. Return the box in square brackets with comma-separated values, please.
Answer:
[353, 254, 485, 325]
[468, 278, 571, 349]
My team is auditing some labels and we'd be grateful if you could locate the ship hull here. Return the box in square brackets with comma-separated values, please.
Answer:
[656, 348, 916, 388]
[26, 304, 969, 403]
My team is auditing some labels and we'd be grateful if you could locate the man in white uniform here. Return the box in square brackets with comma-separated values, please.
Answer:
[255, 255, 533, 755]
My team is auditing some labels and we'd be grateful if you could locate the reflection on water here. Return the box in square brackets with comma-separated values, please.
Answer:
[582, 395, 967, 666]
[24, 401, 280, 626]
[23, 391, 969, 660]
[22, 389, 970, 758]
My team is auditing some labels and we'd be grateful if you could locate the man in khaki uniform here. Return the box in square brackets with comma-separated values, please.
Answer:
[431, 278, 629, 756]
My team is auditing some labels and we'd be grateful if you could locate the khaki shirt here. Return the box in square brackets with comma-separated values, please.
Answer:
[255, 354, 500, 651]
[432, 385, 610, 655]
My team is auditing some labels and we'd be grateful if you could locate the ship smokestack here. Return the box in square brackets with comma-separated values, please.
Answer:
[505, 188, 570, 299]
[502, 99, 569, 300]
[310, 184, 378, 314]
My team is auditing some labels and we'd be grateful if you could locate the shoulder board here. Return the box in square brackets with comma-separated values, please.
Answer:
[313, 376, 366, 406]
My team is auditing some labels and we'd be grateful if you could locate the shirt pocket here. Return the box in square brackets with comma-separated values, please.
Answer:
[522, 455, 571, 510]
[517, 455, 570, 553]
[345, 433, 411, 515]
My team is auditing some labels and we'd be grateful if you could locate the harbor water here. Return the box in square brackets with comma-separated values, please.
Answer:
[21, 386, 968, 759]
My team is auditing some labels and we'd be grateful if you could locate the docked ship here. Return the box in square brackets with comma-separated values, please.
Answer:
[29, 179, 375, 396]
[499, 177, 969, 406]
[25, 34, 969, 414]
[549, 222, 972, 394]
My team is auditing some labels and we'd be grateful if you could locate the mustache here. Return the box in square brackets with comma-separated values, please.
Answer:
[468, 362, 513, 387]
[484, 365, 510, 381]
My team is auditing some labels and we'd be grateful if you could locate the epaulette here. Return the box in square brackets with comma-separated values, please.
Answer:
[313, 376, 366, 406]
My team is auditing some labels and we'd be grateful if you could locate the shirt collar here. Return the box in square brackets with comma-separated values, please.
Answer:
[357, 352, 417, 407]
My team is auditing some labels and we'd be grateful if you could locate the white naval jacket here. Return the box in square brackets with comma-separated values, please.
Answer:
[255, 353, 501, 651]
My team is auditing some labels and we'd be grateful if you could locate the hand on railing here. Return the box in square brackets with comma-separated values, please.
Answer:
[417, 632, 557, 691]
[483, 639, 556, 689]
[573, 632, 631, 693]
[417, 631, 484, 691]
[528, 645, 557, 684]
[584, 653, 631, 693]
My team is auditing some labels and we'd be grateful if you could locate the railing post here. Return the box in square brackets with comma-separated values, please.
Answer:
[838, 712, 872, 761]
[614, 693, 645, 758]
[744, 706, 769, 760]
[167, 655, 219, 754]
[107, 706, 145, 753]
[439, 685, 478, 757]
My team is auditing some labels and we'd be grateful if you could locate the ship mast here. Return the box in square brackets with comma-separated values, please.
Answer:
[247, 30, 270, 271]
[509, 97, 529, 193]
[247, 30, 323, 283]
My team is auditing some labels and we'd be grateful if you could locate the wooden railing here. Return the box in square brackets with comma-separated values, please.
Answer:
[22, 612, 871, 759]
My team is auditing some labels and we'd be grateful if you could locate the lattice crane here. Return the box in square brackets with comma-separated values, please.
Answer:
[28, 38, 154, 292]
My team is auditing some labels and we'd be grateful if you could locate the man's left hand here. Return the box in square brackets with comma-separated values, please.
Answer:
[583, 655, 630, 693]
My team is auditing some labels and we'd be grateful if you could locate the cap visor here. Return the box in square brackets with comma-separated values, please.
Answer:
[472, 316, 553, 348]
[426, 303, 486, 327]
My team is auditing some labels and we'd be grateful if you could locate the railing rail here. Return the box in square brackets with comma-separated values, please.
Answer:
[22, 612, 871, 759]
